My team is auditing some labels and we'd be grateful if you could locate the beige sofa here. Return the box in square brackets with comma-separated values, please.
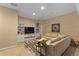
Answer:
[46, 36, 71, 56]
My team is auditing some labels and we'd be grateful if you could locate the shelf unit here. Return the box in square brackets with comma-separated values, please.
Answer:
[35, 23, 42, 39]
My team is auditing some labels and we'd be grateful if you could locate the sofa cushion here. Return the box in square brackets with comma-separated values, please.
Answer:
[45, 33, 58, 38]
[46, 36, 60, 45]
[37, 38, 48, 42]
[43, 36, 52, 40]
[58, 34, 67, 39]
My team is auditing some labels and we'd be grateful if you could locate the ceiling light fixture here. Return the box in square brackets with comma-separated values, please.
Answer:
[41, 6, 45, 10]
[33, 13, 36, 16]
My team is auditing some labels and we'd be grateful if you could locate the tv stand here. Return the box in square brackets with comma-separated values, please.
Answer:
[18, 33, 41, 42]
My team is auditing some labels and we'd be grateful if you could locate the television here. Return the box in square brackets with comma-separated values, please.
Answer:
[24, 27, 34, 34]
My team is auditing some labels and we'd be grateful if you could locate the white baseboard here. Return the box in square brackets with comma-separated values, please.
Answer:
[0, 45, 17, 51]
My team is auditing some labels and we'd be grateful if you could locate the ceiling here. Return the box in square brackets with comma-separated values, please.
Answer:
[0, 3, 77, 20]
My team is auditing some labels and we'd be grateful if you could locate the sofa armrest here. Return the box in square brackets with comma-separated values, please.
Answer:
[46, 37, 71, 56]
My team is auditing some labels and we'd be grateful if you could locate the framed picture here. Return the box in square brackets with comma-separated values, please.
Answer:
[52, 23, 60, 32]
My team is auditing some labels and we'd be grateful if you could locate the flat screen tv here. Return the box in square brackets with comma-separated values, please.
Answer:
[24, 27, 34, 34]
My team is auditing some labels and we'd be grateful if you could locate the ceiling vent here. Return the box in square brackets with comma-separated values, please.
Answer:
[10, 3, 18, 7]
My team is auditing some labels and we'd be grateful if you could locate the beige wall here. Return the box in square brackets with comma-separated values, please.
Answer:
[18, 17, 37, 42]
[0, 6, 18, 49]
[18, 17, 37, 27]
[41, 12, 79, 41]
[37, 20, 48, 35]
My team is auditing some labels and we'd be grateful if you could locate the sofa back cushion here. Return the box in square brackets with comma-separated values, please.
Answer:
[58, 34, 67, 39]
[46, 36, 60, 45]
[45, 33, 58, 38]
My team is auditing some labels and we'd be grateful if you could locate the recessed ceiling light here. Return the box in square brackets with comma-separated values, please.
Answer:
[33, 13, 36, 16]
[41, 6, 45, 10]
